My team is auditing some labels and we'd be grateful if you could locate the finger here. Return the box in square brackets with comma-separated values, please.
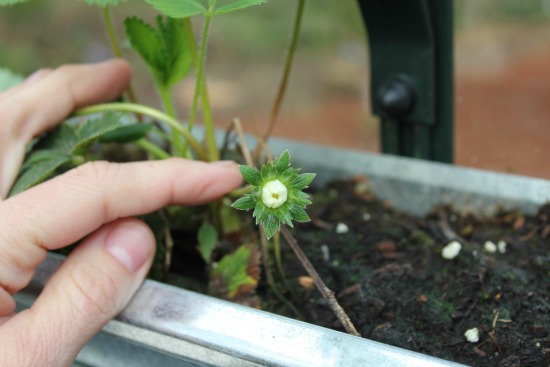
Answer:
[0, 218, 155, 367]
[1, 59, 131, 138]
[0, 159, 242, 304]
[0, 59, 131, 198]
[0, 68, 52, 101]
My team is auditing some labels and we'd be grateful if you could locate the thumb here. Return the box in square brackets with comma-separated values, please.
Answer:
[0, 219, 155, 367]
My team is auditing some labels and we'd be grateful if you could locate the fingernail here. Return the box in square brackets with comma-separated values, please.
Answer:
[105, 221, 153, 273]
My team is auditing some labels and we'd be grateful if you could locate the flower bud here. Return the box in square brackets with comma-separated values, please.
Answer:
[261, 179, 288, 208]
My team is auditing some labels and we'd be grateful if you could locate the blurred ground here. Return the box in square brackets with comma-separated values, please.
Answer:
[1, 0, 549, 179]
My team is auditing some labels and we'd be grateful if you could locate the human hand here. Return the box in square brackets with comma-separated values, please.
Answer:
[0, 60, 243, 366]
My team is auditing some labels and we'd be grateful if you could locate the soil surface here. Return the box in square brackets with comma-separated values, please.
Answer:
[263, 179, 550, 367]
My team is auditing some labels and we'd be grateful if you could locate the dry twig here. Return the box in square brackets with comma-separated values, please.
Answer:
[280, 226, 361, 337]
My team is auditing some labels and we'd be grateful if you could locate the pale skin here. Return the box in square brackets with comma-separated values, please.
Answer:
[0, 59, 243, 366]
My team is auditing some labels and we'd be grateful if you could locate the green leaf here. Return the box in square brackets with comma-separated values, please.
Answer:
[35, 124, 80, 154]
[74, 112, 124, 153]
[9, 152, 70, 196]
[198, 221, 218, 263]
[239, 165, 262, 186]
[125, 16, 193, 88]
[212, 245, 256, 298]
[0, 0, 30, 5]
[144, 0, 207, 18]
[99, 123, 154, 143]
[274, 150, 290, 173]
[82, 0, 124, 6]
[20, 149, 68, 171]
[35, 113, 123, 155]
[262, 215, 279, 240]
[292, 172, 316, 190]
[232, 193, 257, 210]
[0, 67, 23, 92]
[157, 17, 193, 87]
[213, 0, 267, 15]
[125, 17, 166, 81]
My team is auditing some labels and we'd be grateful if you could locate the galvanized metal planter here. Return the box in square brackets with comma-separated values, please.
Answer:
[15, 139, 550, 366]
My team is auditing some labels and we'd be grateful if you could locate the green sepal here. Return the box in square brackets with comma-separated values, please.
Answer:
[293, 172, 316, 190]
[272, 207, 294, 227]
[239, 165, 262, 186]
[231, 192, 257, 210]
[252, 202, 269, 224]
[263, 216, 279, 240]
[288, 204, 310, 223]
[274, 150, 290, 173]
[292, 190, 312, 206]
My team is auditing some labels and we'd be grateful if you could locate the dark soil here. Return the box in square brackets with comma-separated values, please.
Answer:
[264, 179, 550, 367]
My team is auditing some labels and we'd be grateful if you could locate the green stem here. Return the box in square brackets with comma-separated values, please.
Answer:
[201, 81, 218, 161]
[75, 103, 208, 161]
[263, 0, 305, 141]
[101, 7, 140, 109]
[272, 232, 291, 291]
[188, 14, 213, 152]
[159, 86, 185, 157]
[134, 138, 171, 159]
[184, 18, 218, 162]
[260, 225, 302, 319]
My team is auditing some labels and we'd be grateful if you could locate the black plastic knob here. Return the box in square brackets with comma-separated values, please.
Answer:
[377, 78, 416, 118]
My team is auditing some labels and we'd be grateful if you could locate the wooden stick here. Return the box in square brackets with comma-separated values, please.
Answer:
[280, 226, 361, 337]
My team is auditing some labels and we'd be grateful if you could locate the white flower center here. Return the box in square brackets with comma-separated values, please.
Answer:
[261, 179, 288, 208]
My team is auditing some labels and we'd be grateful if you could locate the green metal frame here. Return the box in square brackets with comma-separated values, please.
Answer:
[357, 0, 454, 163]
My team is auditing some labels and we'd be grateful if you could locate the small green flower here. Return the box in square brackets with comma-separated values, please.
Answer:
[232, 150, 315, 239]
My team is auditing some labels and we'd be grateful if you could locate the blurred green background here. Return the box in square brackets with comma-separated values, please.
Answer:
[2, 0, 550, 179]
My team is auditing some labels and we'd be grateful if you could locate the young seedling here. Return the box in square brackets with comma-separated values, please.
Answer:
[232, 150, 361, 337]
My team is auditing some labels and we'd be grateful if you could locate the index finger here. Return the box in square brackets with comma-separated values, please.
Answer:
[0, 158, 242, 294]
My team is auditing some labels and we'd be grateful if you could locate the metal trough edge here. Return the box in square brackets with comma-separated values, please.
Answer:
[267, 139, 550, 216]
[16, 253, 466, 367]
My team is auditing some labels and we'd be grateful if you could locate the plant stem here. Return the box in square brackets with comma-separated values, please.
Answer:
[228, 185, 253, 198]
[185, 19, 218, 162]
[188, 15, 211, 134]
[272, 231, 291, 290]
[259, 225, 303, 319]
[280, 225, 361, 337]
[262, 0, 305, 142]
[134, 138, 171, 159]
[101, 6, 140, 109]
[159, 86, 185, 157]
[75, 103, 208, 161]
